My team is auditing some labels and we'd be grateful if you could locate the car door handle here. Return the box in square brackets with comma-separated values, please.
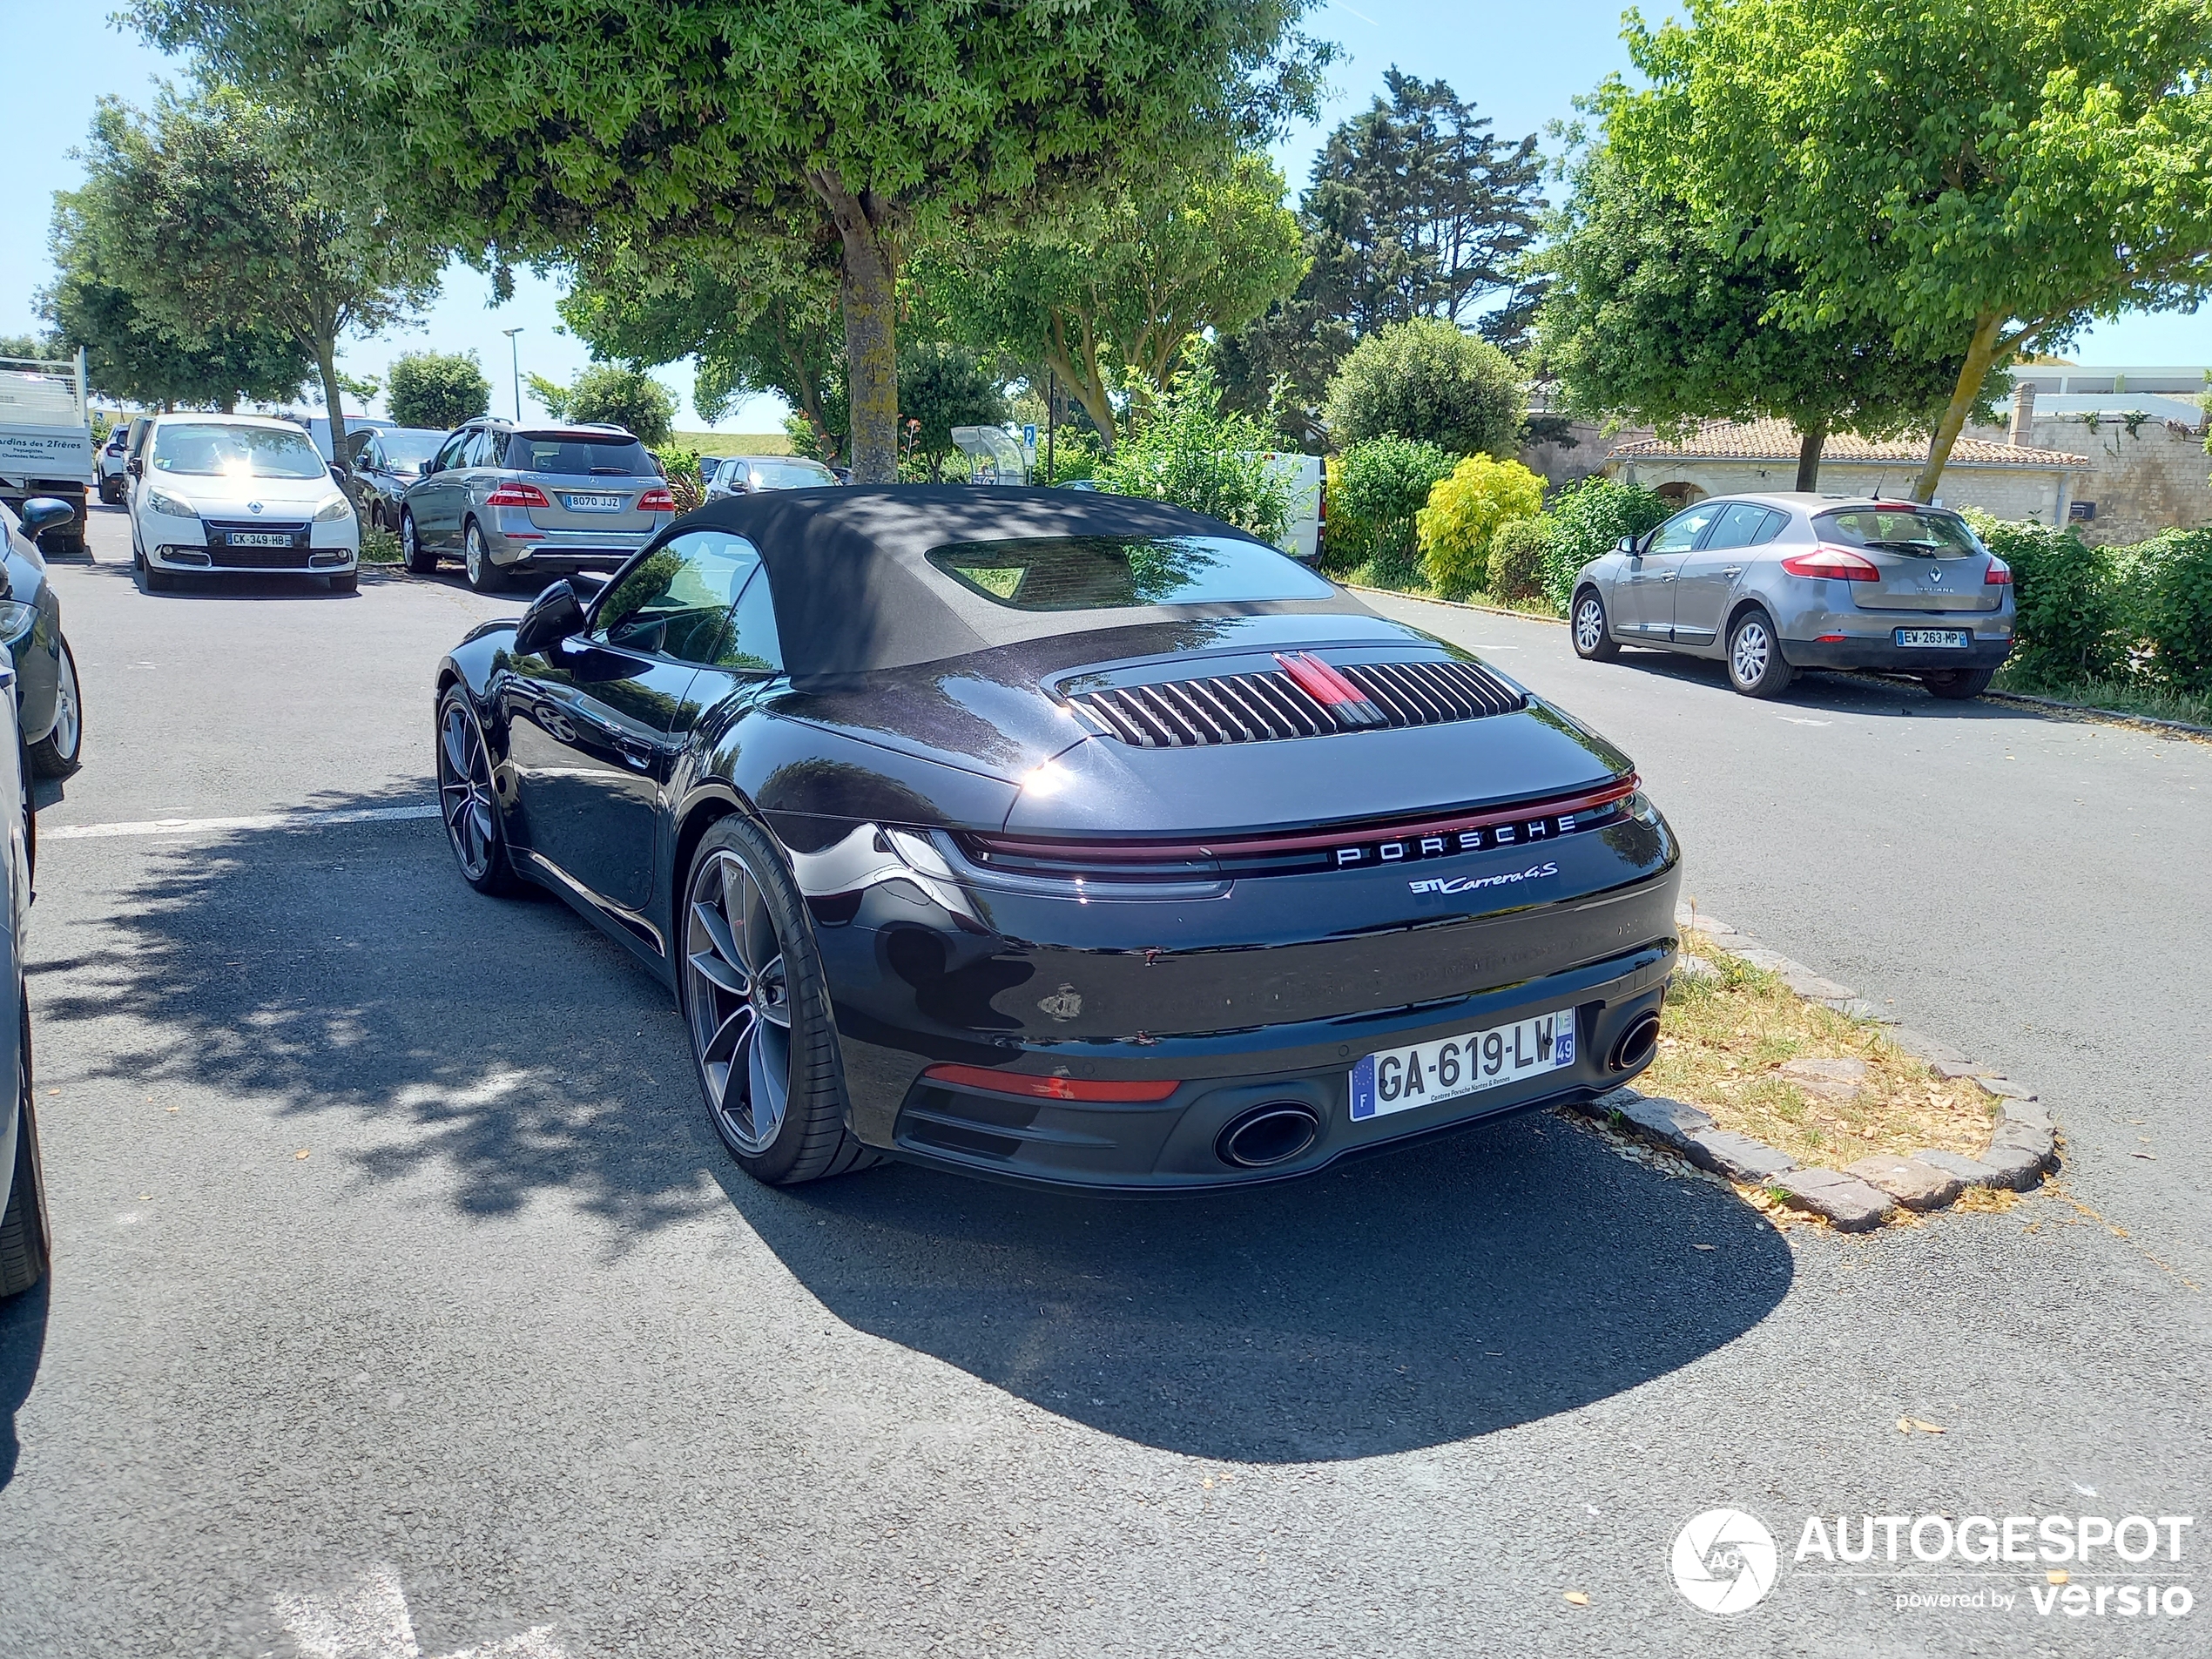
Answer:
[615, 736, 655, 771]
[1657, 571, 1676, 581]
[1722, 565, 1744, 577]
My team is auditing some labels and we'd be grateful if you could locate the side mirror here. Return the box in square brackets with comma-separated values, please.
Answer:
[1615, 535, 1636, 556]
[19, 498, 75, 537]
[513, 579, 586, 657]
[127, 456, 144, 479]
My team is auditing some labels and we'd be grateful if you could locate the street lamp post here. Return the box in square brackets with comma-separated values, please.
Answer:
[502, 327, 524, 421]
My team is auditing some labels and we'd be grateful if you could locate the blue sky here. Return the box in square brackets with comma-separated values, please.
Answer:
[8, 2, 2208, 428]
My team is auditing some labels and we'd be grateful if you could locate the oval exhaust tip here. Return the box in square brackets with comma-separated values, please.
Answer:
[1610, 1011, 1662, 1074]
[1217, 1103, 1321, 1169]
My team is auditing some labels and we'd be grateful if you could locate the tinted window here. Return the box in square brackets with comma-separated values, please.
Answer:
[1646, 502, 1725, 556]
[467, 428, 506, 468]
[431, 432, 471, 474]
[150, 422, 327, 479]
[1703, 502, 1773, 551]
[592, 529, 764, 665]
[505, 433, 657, 477]
[718, 567, 783, 673]
[1750, 509, 1788, 545]
[1817, 506, 1984, 556]
[751, 460, 837, 489]
[927, 534, 1332, 611]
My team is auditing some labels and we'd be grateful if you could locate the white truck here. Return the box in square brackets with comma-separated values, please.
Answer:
[0, 350, 92, 556]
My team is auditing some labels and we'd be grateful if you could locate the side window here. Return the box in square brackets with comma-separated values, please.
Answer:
[717, 567, 783, 673]
[431, 432, 469, 475]
[590, 529, 765, 667]
[468, 428, 503, 468]
[1647, 502, 1724, 556]
[1703, 502, 1772, 551]
[1750, 509, 1790, 546]
[359, 436, 383, 471]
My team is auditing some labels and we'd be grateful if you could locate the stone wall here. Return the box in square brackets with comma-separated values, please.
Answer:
[1606, 455, 2080, 523]
[1965, 412, 2212, 545]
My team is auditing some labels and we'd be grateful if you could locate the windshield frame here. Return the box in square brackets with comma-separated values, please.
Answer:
[149, 421, 330, 481]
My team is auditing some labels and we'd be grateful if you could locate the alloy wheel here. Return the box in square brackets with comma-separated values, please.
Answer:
[465, 525, 484, 586]
[1574, 597, 1606, 653]
[402, 516, 417, 558]
[1730, 619, 1772, 686]
[685, 849, 793, 1155]
[437, 699, 499, 882]
[49, 647, 79, 761]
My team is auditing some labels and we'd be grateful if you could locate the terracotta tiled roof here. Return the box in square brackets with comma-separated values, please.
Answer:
[1606, 417, 2088, 468]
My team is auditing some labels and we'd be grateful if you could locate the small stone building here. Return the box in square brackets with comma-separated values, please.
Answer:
[1962, 385, 2212, 546]
[1601, 418, 2091, 522]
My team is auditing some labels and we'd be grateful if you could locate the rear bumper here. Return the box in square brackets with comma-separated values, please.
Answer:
[878, 939, 1676, 1192]
[494, 549, 640, 571]
[1784, 633, 2012, 672]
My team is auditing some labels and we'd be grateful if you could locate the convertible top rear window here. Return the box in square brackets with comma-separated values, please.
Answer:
[927, 535, 1331, 611]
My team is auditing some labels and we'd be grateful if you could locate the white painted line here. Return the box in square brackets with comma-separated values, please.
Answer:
[1777, 717, 1832, 727]
[45, 804, 441, 841]
[275, 1563, 566, 1659]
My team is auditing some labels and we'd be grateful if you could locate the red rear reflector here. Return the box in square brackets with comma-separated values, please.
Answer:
[1985, 561, 2012, 584]
[485, 482, 551, 509]
[1816, 634, 1846, 644]
[1780, 545, 1880, 581]
[637, 486, 677, 513]
[922, 1064, 1180, 1103]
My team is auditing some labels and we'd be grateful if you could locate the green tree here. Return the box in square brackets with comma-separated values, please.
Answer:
[44, 171, 311, 411]
[386, 350, 490, 430]
[71, 89, 439, 472]
[1322, 435, 1453, 581]
[538, 364, 678, 446]
[1415, 453, 1545, 597]
[917, 152, 1305, 453]
[1324, 318, 1523, 457]
[1093, 353, 1291, 542]
[1536, 149, 1979, 489]
[1608, 0, 2212, 501]
[146, 0, 1328, 484]
[0, 334, 56, 361]
[896, 342, 1010, 480]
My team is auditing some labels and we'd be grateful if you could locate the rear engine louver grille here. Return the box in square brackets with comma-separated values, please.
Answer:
[1066, 658, 1524, 747]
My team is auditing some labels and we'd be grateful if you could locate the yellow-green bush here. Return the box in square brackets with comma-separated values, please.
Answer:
[1415, 455, 1545, 598]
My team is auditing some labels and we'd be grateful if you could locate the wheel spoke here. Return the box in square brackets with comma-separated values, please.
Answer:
[688, 946, 745, 997]
[747, 1027, 788, 1143]
[690, 896, 743, 978]
[702, 1001, 755, 1069]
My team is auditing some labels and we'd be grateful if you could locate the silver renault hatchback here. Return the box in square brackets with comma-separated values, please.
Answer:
[399, 420, 675, 591]
[1568, 493, 2016, 700]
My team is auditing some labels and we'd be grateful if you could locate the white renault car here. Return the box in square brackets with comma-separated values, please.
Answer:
[126, 414, 361, 593]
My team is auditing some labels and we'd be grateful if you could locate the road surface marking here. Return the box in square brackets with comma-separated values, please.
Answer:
[45, 804, 440, 840]
[1777, 717, 1832, 727]
[274, 1563, 565, 1659]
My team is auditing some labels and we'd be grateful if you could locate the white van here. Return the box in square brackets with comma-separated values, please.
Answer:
[1260, 452, 1324, 564]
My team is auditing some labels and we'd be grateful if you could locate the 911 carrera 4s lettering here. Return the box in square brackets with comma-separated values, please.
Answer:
[1407, 861, 1561, 896]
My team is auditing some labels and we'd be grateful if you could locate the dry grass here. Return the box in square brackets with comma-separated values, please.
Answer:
[1642, 931, 1998, 1170]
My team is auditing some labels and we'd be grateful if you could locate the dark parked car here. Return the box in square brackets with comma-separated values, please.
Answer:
[434, 488, 1681, 1191]
[0, 500, 84, 779]
[0, 643, 44, 1298]
[351, 428, 448, 531]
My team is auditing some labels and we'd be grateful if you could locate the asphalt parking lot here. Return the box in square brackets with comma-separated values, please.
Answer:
[0, 504, 2203, 1657]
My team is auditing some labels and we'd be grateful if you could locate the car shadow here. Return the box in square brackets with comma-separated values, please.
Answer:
[0, 1278, 49, 1490]
[1601, 645, 2049, 721]
[23, 784, 1794, 1463]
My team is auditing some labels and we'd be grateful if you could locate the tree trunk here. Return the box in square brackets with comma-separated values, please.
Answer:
[1045, 311, 1117, 453]
[314, 338, 350, 478]
[1793, 415, 1829, 491]
[1912, 312, 2005, 503]
[808, 171, 900, 484]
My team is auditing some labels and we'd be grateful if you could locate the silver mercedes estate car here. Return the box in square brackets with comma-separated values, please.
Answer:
[399, 419, 676, 591]
[1569, 494, 2015, 699]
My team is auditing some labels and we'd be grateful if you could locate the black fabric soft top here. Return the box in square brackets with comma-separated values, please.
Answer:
[675, 485, 1365, 679]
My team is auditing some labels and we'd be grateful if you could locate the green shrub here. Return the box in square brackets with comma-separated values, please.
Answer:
[2132, 528, 2212, 696]
[1487, 515, 1556, 605]
[1093, 356, 1291, 543]
[1323, 435, 1453, 584]
[1416, 455, 1546, 599]
[1959, 509, 2126, 684]
[1541, 476, 1673, 611]
[1324, 319, 1525, 459]
[651, 444, 705, 511]
[387, 350, 492, 430]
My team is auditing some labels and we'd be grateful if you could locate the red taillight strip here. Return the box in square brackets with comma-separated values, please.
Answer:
[921, 1064, 1180, 1103]
[968, 776, 1640, 865]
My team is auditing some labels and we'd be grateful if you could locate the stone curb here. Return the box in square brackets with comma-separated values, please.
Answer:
[1565, 904, 2056, 1228]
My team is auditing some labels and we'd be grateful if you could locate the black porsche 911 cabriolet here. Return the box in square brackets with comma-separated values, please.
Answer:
[434, 486, 1683, 1191]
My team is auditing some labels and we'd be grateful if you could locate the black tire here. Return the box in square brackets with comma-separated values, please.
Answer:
[462, 521, 502, 593]
[26, 637, 82, 780]
[401, 510, 437, 575]
[0, 1000, 47, 1300]
[1921, 665, 1995, 701]
[134, 542, 174, 594]
[435, 687, 519, 896]
[328, 570, 359, 594]
[1725, 607, 1796, 698]
[1571, 587, 1622, 661]
[681, 815, 874, 1186]
[98, 476, 123, 506]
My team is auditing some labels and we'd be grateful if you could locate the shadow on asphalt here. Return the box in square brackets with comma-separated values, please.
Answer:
[20, 783, 1794, 1464]
[0, 1278, 49, 1491]
[1593, 644, 2049, 721]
